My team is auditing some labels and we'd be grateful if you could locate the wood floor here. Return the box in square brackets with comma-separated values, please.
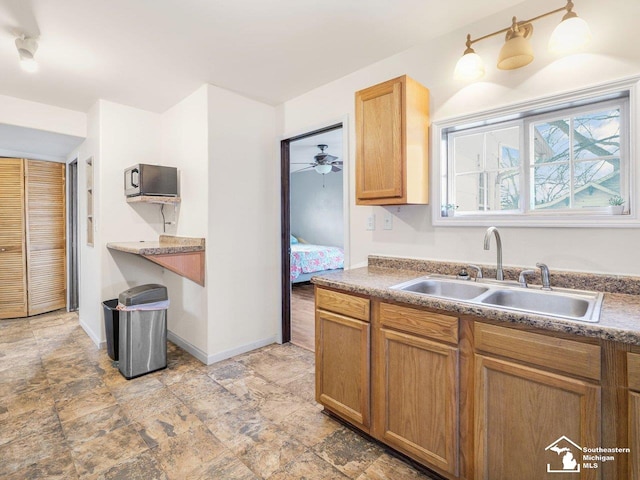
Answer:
[291, 282, 315, 352]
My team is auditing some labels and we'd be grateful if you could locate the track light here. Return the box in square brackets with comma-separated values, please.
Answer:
[15, 35, 38, 73]
[454, 0, 592, 81]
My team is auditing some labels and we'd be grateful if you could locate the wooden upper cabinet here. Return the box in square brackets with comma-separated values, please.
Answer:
[355, 75, 430, 205]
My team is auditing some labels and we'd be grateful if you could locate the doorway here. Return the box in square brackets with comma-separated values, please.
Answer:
[281, 123, 346, 350]
[68, 159, 79, 311]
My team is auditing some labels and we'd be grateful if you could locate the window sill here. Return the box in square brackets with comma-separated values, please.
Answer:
[433, 212, 639, 228]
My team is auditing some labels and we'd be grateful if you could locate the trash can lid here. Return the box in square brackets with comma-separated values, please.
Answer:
[119, 284, 168, 306]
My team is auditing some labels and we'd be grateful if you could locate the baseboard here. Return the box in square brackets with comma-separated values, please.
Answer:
[79, 318, 105, 349]
[206, 335, 278, 365]
[167, 330, 209, 364]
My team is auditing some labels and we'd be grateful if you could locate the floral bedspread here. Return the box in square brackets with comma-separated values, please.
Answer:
[290, 244, 344, 280]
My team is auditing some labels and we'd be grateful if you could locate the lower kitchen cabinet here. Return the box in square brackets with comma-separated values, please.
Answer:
[629, 352, 640, 479]
[373, 325, 459, 475]
[630, 391, 640, 480]
[315, 288, 371, 431]
[474, 323, 601, 480]
[312, 287, 631, 479]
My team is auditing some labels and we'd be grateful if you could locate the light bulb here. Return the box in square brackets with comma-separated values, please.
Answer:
[549, 15, 592, 55]
[314, 164, 332, 175]
[497, 34, 534, 70]
[16, 36, 39, 73]
[454, 51, 485, 81]
[20, 57, 38, 72]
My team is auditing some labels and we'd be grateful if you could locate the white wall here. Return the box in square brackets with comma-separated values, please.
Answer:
[77, 102, 102, 344]
[0, 94, 86, 137]
[281, 0, 640, 276]
[74, 85, 280, 362]
[78, 100, 166, 345]
[160, 86, 210, 356]
[291, 170, 344, 247]
[207, 84, 280, 360]
[99, 100, 165, 307]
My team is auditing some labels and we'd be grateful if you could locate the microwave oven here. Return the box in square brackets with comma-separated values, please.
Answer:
[124, 164, 178, 197]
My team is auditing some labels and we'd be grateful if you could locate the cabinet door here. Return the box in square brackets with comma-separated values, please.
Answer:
[631, 391, 640, 480]
[25, 160, 66, 316]
[0, 159, 27, 319]
[315, 309, 370, 431]
[475, 354, 600, 480]
[356, 77, 403, 202]
[373, 327, 458, 475]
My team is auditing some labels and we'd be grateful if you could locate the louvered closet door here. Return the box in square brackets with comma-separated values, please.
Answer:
[25, 160, 66, 316]
[0, 159, 27, 319]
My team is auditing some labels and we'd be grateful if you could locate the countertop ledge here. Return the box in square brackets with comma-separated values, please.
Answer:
[311, 265, 640, 346]
[107, 235, 205, 255]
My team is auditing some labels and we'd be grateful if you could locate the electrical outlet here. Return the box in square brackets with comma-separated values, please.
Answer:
[366, 214, 376, 231]
[383, 212, 393, 230]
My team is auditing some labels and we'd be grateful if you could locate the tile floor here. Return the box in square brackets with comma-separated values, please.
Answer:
[0, 310, 436, 479]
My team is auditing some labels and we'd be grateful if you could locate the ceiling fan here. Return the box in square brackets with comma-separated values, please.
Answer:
[292, 144, 343, 175]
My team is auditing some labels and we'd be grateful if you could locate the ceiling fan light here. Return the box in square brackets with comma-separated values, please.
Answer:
[314, 164, 332, 175]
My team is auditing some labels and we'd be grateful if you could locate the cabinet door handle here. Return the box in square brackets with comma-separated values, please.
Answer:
[131, 168, 139, 188]
[0, 248, 6, 252]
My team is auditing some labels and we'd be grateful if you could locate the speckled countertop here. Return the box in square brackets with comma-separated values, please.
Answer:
[107, 235, 205, 255]
[311, 257, 640, 346]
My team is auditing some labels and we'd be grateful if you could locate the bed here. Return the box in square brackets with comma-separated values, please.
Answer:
[290, 238, 344, 283]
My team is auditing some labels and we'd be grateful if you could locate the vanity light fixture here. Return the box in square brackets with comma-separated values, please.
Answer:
[15, 35, 39, 72]
[454, 0, 592, 81]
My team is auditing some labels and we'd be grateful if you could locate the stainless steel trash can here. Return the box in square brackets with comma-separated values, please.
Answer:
[118, 284, 169, 379]
[102, 299, 119, 361]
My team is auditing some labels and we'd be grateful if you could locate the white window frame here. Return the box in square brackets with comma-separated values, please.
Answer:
[432, 76, 639, 228]
[447, 120, 524, 215]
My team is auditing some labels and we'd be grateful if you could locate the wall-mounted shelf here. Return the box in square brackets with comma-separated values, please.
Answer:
[126, 195, 181, 205]
[107, 235, 205, 286]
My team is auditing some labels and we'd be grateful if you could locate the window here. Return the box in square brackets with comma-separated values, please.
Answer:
[449, 124, 521, 213]
[530, 105, 622, 211]
[436, 82, 634, 227]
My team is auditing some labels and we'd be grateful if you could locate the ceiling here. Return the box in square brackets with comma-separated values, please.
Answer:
[0, 0, 528, 114]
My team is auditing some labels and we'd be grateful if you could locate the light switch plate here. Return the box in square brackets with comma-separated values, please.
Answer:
[383, 212, 393, 230]
[366, 214, 376, 231]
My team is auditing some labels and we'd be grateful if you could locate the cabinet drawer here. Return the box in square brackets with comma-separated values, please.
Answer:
[379, 302, 458, 344]
[316, 287, 370, 321]
[475, 322, 601, 381]
[628, 352, 640, 391]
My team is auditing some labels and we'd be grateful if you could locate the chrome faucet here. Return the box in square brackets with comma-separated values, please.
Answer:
[484, 227, 504, 281]
[536, 263, 552, 290]
[467, 264, 483, 280]
[518, 269, 535, 288]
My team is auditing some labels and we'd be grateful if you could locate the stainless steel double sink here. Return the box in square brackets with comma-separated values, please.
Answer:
[390, 275, 603, 322]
